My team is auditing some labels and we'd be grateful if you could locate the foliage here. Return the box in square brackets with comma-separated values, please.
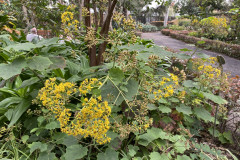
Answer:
[140, 23, 159, 32]
[169, 25, 186, 31]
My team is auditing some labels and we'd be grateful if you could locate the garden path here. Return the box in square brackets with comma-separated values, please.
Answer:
[142, 32, 240, 77]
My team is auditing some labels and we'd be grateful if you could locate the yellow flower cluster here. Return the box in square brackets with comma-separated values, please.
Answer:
[38, 78, 76, 116]
[201, 17, 227, 29]
[198, 65, 221, 78]
[60, 95, 111, 145]
[79, 78, 102, 95]
[61, 10, 79, 35]
[151, 74, 179, 100]
[37, 78, 111, 145]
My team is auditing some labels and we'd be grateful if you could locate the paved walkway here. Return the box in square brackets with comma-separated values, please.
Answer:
[142, 32, 240, 77]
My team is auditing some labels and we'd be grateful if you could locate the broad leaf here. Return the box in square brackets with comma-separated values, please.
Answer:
[176, 104, 192, 115]
[27, 56, 53, 71]
[45, 121, 60, 130]
[38, 152, 57, 160]
[193, 107, 213, 122]
[49, 56, 66, 69]
[109, 67, 124, 85]
[18, 77, 39, 89]
[28, 142, 48, 153]
[64, 145, 88, 160]
[97, 148, 119, 160]
[0, 57, 27, 79]
[202, 92, 227, 105]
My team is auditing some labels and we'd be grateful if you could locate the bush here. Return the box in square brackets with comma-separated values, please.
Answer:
[141, 24, 159, 32]
[179, 20, 191, 27]
[169, 25, 186, 31]
[200, 17, 229, 40]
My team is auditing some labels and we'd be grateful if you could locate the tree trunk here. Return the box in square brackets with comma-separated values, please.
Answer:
[84, 0, 97, 66]
[164, 7, 169, 27]
[92, 0, 99, 30]
[22, 3, 31, 34]
[78, 0, 83, 31]
[97, 0, 118, 65]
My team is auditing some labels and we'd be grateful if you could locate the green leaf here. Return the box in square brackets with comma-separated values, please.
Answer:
[49, 56, 66, 69]
[21, 135, 29, 144]
[18, 77, 39, 89]
[66, 60, 81, 75]
[138, 128, 168, 146]
[0, 57, 27, 80]
[62, 135, 78, 147]
[180, 48, 192, 52]
[109, 67, 124, 85]
[28, 142, 48, 153]
[0, 97, 23, 108]
[8, 98, 31, 127]
[38, 152, 57, 160]
[158, 105, 171, 113]
[202, 92, 227, 105]
[223, 131, 233, 144]
[149, 152, 162, 160]
[128, 145, 139, 157]
[176, 155, 191, 160]
[193, 107, 213, 122]
[64, 145, 88, 160]
[183, 80, 196, 88]
[176, 104, 192, 115]
[4, 42, 36, 51]
[27, 56, 53, 71]
[45, 121, 60, 130]
[97, 148, 119, 160]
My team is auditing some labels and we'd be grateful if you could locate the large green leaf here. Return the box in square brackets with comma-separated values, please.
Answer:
[28, 142, 48, 153]
[176, 104, 192, 115]
[97, 148, 119, 160]
[202, 92, 227, 105]
[149, 152, 162, 160]
[64, 145, 88, 160]
[4, 42, 36, 51]
[193, 107, 213, 122]
[109, 67, 124, 85]
[49, 56, 66, 69]
[37, 152, 57, 160]
[27, 56, 53, 71]
[0, 57, 27, 79]
[138, 128, 169, 146]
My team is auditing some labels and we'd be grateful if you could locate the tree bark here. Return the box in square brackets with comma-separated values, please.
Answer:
[97, 0, 118, 65]
[92, 0, 99, 30]
[84, 0, 97, 66]
[164, 7, 169, 27]
[78, 0, 83, 31]
[22, 3, 31, 34]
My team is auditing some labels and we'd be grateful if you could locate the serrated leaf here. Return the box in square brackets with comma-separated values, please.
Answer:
[138, 128, 168, 146]
[128, 145, 139, 157]
[176, 104, 192, 115]
[149, 152, 161, 160]
[193, 107, 213, 122]
[62, 135, 78, 147]
[97, 148, 119, 160]
[45, 121, 60, 130]
[109, 67, 124, 85]
[28, 142, 48, 153]
[0, 57, 27, 79]
[64, 145, 88, 160]
[37, 152, 57, 160]
[158, 105, 171, 113]
[49, 56, 66, 69]
[27, 56, 53, 71]
[202, 92, 227, 105]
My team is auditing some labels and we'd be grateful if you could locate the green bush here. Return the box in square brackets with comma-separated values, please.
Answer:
[179, 20, 191, 27]
[141, 23, 159, 32]
[169, 25, 186, 30]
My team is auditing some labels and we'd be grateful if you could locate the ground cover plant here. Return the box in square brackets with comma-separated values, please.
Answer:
[0, 1, 240, 160]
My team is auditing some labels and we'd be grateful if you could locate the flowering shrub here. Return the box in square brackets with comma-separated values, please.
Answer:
[200, 17, 228, 40]
[36, 78, 111, 145]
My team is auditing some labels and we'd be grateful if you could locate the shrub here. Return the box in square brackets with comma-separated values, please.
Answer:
[200, 17, 228, 40]
[141, 24, 159, 32]
[179, 20, 191, 27]
[169, 25, 186, 31]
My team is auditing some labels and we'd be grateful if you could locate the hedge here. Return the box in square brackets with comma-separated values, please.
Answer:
[161, 29, 240, 59]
